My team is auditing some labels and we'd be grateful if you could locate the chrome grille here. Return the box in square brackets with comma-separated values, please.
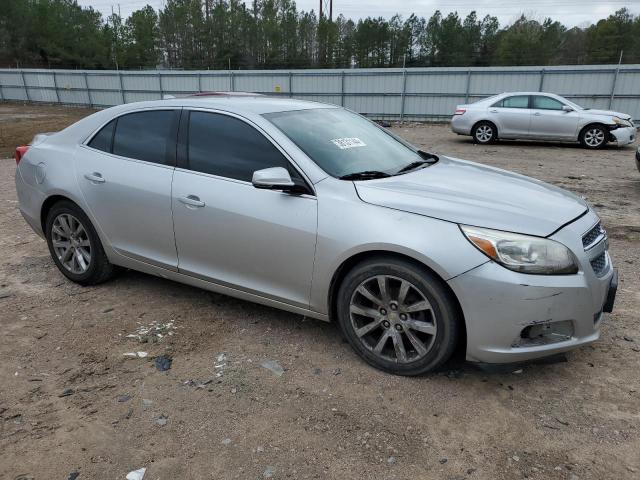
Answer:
[582, 222, 605, 250]
[590, 252, 607, 276]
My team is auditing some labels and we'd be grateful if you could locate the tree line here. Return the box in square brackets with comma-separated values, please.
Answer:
[0, 1, 638, 70]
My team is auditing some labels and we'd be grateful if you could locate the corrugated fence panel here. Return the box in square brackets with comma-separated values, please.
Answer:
[1, 66, 639, 121]
[470, 72, 541, 95]
[293, 73, 341, 93]
[122, 73, 161, 92]
[543, 71, 614, 95]
[234, 74, 291, 93]
[200, 74, 231, 91]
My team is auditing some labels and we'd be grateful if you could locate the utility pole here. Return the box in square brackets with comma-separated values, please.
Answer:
[319, 0, 333, 21]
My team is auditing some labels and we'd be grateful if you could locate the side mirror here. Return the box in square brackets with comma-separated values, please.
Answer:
[252, 167, 295, 191]
[562, 105, 574, 112]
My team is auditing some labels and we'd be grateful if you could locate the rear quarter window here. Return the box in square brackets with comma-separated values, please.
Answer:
[87, 120, 115, 153]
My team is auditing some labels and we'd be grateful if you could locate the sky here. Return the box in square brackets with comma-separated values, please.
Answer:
[78, 0, 640, 28]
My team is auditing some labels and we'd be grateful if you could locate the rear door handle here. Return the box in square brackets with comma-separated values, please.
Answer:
[84, 172, 105, 183]
[533, 112, 541, 116]
[179, 195, 205, 208]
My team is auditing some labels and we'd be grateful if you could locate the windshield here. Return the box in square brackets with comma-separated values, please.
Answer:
[264, 108, 425, 178]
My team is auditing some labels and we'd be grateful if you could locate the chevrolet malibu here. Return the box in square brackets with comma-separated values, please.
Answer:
[15, 96, 617, 375]
[452, 91, 636, 149]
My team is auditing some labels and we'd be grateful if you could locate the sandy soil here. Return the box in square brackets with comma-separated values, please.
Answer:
[0, 103, 639, 480]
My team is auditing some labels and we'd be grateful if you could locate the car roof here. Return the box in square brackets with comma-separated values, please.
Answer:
[118, 94, 336, 115]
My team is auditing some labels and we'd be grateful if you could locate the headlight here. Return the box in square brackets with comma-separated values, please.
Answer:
[612, 116, 631, 127]
[460, 225, 579, 275]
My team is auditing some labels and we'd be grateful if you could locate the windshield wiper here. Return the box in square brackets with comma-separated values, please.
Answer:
[339, 170, 391, 181]
[395, 159, 436, 174]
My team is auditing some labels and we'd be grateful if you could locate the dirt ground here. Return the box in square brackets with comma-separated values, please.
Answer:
[0, 102, 639, 480]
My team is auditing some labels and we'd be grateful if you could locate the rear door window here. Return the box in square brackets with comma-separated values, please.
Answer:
[494, 96, 530, 109]
[112, 110, 178, 165]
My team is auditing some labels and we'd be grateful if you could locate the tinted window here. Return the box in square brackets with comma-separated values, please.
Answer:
[88, 120, 115, 152]
[532, 96, 564, 110]
[113, 110, 176, 164]
[187, 112, 294, 182]
[495, 95, 529, 109]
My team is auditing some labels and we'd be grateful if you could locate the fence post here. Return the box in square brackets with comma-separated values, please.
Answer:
[230, 71, 235, 91]
[465, 69, 471, 103]
[20, 69, 30, 101]
[84, 72, 93, 107]
[288, 71, 293, 98]
[609, 67, 620, 109]
[340, 70, 345, 106]
[400, 68, 407, 122]
[158, 72, 163, 98]
[197, 72, 202, 93]
[118, 71, 125, 104]
[0, 74, 4, 101]
[539, 68, 545, 92]
[52, 71, 60, 103]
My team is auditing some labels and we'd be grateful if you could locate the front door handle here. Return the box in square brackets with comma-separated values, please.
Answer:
[84, 172, 105, 184]
[533, 112, 541, 116]
[179, 195, 205, 208]
[489, 109, 498, 113]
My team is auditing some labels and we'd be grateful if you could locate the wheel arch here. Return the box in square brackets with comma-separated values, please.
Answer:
[472, 119, 498, 138]
[40, 194, 79, 233]
[327, 250, 467, 353]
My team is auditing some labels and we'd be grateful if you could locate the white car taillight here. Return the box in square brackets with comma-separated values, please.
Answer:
[454, 108, 466, 115]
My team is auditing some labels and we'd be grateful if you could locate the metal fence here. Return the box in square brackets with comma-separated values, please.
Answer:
[1, 65, 639, 122]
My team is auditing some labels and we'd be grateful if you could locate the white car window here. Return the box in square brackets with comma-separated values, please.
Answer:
[532, 96, 564, 110]
[494, 95, 529, 109]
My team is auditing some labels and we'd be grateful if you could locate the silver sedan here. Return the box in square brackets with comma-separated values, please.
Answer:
[451, 92, 636, 149]
[15, 95, 616, 375]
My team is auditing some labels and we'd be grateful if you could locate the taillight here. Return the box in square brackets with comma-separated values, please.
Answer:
[15, 145, 29, 164]
[454, 108, 466, 116]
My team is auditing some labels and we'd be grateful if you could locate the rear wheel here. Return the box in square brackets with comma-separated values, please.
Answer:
[336, 257, 460, 376]
[472, 121, 497, 144]
[45, 201, 115, 285]
[580, 124, 607, 149]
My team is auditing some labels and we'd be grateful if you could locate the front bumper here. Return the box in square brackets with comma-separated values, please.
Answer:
[610, 125, 636, 146]
[448, 210, 614, 364]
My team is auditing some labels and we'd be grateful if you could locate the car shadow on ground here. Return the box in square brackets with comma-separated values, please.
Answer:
[73, 266, 572, 380]
[454, 137, 637, 151]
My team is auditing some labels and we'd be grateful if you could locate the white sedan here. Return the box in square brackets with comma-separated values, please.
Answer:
[451, 92, 637, 149]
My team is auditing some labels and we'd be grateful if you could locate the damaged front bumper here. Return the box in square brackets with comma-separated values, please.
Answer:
[609, 125, 637, 146]
[448, 210, 615, 364]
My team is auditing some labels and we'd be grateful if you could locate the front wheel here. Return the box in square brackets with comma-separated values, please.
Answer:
[580, 124, 607, 149]
[45, 201, 116, 285]
[336, 258, 460, 376]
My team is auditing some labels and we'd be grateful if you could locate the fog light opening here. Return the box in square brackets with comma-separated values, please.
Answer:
[515, 320, 574, 347]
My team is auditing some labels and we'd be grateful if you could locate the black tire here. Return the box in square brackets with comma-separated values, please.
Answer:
[472, 121, 498, 144]
[579, 124, 608, 149]
[45, 200, 116, 285]
[336, 257, 460, 376]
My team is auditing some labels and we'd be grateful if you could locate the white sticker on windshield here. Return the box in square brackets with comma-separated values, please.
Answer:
[331, 137, 367, 149]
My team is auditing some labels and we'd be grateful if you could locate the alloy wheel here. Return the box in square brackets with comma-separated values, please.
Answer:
[584, 128, 605, 147]
[475, 125, 493, 143]
[51, 213, 92, 274]
[349, 275, 437, 364]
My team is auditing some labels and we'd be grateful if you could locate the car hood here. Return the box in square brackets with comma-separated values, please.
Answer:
[582, 108, 632, 120]
[355, 156, 588, 237]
